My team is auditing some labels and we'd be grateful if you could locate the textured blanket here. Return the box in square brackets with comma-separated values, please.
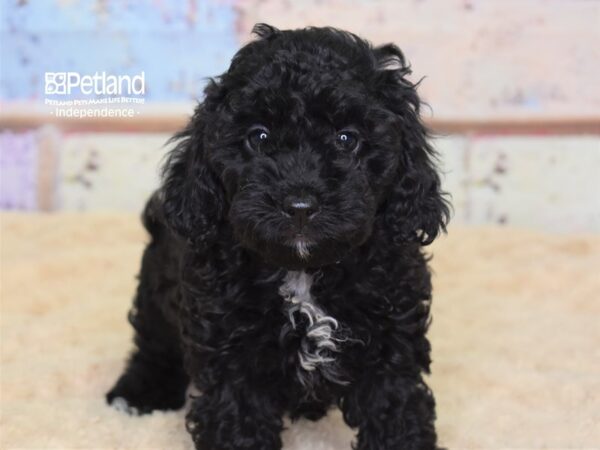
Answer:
[1, 213, 599, 449]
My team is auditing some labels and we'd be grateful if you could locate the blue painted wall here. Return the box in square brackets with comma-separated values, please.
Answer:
[0, 0, 239, 101]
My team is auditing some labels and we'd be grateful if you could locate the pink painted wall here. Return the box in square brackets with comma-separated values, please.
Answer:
[236, 0, 600, 120]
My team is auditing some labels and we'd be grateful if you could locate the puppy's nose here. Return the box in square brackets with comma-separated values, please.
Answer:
[283, 195, 318, 227]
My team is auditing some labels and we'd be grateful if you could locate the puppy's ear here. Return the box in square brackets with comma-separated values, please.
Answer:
[374, 44, 450, 246]
[252, 23, 281, 40]
[161, 105, 226, 248]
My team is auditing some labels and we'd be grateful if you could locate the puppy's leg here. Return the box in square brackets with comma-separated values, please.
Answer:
[106, 202, 189, 414]
[186, 383, 284, 450]
[105, 275, 189, 414]
[341, 374, 437, 450]
[106, 290, 189, 414]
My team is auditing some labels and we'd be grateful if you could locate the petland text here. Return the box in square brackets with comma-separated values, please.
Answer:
[44, 71, 145, 96]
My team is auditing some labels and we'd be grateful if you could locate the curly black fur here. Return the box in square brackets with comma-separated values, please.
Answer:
[107, 24, 450, 450]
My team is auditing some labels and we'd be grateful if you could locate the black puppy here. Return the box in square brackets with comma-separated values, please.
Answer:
[107, 24, 449, 450]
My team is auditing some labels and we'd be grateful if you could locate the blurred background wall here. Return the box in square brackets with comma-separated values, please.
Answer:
[1, 0, 599, 232]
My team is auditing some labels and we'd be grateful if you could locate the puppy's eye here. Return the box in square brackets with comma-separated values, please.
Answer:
[246, 126, 270, 152]
[335, 130, 360, 152]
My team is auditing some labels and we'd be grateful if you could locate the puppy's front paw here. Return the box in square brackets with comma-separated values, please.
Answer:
[106, 371, 187, 415]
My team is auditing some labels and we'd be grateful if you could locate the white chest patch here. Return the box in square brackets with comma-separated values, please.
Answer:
[279, 271, 347, 386]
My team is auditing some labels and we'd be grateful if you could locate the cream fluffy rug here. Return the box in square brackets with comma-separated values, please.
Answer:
[1, 213, 599, 449]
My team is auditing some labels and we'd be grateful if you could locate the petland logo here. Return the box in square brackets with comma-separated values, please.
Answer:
[45, 71, 145, 96]
[44, 71, 146, 118]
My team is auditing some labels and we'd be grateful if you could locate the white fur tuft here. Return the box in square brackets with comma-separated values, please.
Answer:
[279, 271, 347, 386]
[295, 239, 311, 259]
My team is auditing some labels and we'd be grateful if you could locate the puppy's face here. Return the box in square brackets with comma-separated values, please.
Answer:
[222, 96, 384, 269]
[163, 25, 448, 269]
[209, 39, 402, 269]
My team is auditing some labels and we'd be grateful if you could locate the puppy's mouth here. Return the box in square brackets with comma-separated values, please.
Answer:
[228, 196, 374, 269]
[234, 226, 366, 270]
[258, 237, 352, 270]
